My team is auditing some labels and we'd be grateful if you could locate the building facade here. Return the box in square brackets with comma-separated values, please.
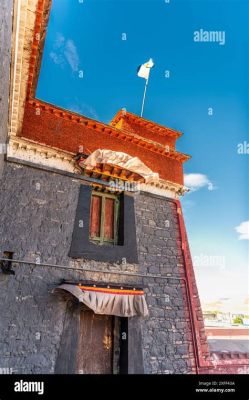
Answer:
[0, 0, 248, 374]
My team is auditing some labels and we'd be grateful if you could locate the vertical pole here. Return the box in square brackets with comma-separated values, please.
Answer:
[140, 74, 150, 117]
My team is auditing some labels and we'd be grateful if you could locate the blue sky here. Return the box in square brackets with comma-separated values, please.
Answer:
[37, 0, 249, 307]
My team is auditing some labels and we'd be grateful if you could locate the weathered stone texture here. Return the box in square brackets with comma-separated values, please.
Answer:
[135, 194, 193, 373]
[0, 162, 193, 373]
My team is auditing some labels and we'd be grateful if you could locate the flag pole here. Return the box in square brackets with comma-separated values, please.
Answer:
[141, 74, 150, 117]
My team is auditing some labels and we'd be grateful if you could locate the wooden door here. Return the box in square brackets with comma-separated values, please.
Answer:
[76, 310, 114, 374]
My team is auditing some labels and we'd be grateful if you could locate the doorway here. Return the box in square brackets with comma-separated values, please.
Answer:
[55, 301, 128, 374]
[76, 310, 113, 374]
[76, 308, 128, 374]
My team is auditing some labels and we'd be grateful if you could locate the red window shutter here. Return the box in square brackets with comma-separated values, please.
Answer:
[104, 198, 115, 240]
[90, 195, 101, 238]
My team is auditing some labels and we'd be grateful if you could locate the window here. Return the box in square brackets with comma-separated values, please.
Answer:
[89, 191, 120, 245]
[69, 185, 138, 263]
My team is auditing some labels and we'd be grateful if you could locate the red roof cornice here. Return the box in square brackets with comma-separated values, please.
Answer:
[110, 110, 183, 139]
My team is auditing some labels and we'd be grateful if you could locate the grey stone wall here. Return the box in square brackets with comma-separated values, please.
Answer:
[135, 194, 193, 374]
[0, 162, 193, 374]
[0, 0, 13, 176]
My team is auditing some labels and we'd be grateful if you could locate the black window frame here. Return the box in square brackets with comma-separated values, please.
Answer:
[69, 184, 138, 264]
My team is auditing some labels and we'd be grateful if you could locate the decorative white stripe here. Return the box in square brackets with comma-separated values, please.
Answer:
[7, 137, 187, 197]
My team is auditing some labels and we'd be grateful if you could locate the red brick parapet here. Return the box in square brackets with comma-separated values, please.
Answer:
[20, 99, 188, 185]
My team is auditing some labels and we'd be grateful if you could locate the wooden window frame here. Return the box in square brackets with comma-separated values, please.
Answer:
[90, 191, 120, 245]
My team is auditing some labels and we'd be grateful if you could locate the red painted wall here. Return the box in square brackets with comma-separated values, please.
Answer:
[20, 101, 185, 185]
[113, 118, 177, 148]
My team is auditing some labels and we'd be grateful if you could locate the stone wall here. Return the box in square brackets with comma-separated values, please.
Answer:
[135, 193, 194, 373]
[0, 0, 13, 176]
[0, 161, 197, 373]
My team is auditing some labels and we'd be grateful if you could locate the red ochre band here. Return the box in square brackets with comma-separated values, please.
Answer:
[78, 285, 144, 296]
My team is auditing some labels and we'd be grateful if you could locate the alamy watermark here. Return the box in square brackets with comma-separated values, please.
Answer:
[194, 29, 226, 46]
[193, 253, 226, 269]
[237, 141, 249, 155]
[0, 367, 13, 374]
[109, 179, 140, 193]
[14, 380, 44, 395]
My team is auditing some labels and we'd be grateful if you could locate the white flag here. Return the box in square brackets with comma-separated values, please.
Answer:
[137, 58, 154, 80]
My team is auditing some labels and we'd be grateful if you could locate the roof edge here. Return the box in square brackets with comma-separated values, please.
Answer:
[110, 109, 183, 138]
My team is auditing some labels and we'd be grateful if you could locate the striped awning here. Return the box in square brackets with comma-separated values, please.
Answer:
[54, 284, 149, 317]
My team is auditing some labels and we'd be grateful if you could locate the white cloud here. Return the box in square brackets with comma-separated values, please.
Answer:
[49, 51, 64, 66]
[184, 173, 215, 192]
[64, 39, 79, 72]
[67, 103, 99, 120]
[54, 33, 65, 49]
[235, 221, 249, 240]
[49, 33, 79, 72]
